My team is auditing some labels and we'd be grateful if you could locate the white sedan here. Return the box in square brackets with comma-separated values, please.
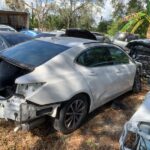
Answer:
[0, 37, 141, 134]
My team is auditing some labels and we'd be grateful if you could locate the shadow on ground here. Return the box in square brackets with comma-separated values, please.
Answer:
[0, 84, 149, 150]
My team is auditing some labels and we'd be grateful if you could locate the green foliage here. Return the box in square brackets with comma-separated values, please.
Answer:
[28, 0, 97, 31]
[134, 20, 149, 38]
[107, 20, 124, 36]
[127, 0, 145, 15]
[97, 21, 111, 33]
[112, 2, 126, 18]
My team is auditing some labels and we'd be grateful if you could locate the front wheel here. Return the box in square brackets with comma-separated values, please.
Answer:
[54, 94, 89, 134]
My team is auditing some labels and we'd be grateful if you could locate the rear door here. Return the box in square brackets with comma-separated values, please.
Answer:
[75, 46, 125, 107]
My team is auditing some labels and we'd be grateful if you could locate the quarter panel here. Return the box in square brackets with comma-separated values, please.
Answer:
[26, 74, 95, 110]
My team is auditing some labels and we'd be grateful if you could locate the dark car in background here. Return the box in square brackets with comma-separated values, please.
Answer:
[0, 31, 32, 51]
[127, 39, 150, 77]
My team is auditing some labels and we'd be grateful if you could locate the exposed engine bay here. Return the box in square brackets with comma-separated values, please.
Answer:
[127, 40, 150, 77]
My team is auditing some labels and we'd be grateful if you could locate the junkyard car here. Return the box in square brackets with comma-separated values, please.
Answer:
[92, 32, 112, 43]
[120, 92, 150, 150]
[20, 29, 40, 37]
[35, 30, 65, 38]
[127, 39, 150, 77]
[113, 32, 140, 48]
[0, 31, 32, 51]
[0, 24, 17, 32]
[0, 37, 141, 134]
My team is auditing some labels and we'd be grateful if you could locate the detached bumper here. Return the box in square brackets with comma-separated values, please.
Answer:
[0, 95, 60, 123]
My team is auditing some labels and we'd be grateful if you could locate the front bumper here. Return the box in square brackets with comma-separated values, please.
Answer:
[120, 122, 139, 150]
[0, 95, 60, 123]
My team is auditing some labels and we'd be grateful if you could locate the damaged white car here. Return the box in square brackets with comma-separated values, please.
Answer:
[0, 37, 141, 134]
[120, 92, 150, 150]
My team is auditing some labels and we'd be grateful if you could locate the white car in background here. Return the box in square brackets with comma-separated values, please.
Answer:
[0, 24, 17, 32]
[120, 91, 150, 150]
[113, 32, 140, 48]
[0, 37, 141, 134]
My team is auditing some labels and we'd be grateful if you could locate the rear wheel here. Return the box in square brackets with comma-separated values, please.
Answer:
[54, 94, 89, 134]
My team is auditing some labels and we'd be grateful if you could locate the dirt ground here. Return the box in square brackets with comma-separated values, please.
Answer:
[0, 83, 149, 150]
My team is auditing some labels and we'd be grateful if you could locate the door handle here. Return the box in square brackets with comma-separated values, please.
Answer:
[87, 71, 97, 76]
[116, 69, 122, 73]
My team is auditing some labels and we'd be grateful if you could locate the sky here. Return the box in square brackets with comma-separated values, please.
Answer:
[101, 0, 113, 20]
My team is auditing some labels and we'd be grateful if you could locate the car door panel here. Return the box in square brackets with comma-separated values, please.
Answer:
[75, 46, 126, 107]
[108, 46, 136, 92]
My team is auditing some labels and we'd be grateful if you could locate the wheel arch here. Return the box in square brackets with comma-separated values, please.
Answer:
[56, 92, 91, 119]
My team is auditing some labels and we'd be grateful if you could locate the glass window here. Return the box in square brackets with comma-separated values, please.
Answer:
[1, 34, 32, 46]
[76, 47, 112, 67]
[0, 40, 70, 67]
[109, 47, 129, 64]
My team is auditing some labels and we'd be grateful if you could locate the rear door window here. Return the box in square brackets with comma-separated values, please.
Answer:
[76, 46, 113, 67]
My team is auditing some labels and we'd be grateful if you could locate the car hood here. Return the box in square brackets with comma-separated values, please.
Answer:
[130, 92, 150, 123]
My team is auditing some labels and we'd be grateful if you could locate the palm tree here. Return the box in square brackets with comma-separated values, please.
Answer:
[121, 0, 150, 38]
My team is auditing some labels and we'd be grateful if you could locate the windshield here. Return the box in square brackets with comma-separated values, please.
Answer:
[0, 40, 69, 67]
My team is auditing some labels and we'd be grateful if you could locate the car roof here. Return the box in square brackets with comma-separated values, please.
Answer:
[37, 37, 99, 47]
[0, 24, 14, 28]
[0, 24, 16, 31]
[49, 30, 65, 34]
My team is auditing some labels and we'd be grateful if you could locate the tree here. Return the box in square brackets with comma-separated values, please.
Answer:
[5, 0, 25, 11]
[111, 0, 127, 19]
[107, 19, 125, 36]
[55, 0, 102, 29]
[127, 0, 145, 15]
[121, 0, 150, 38]
[97, 20, 111, 33]
[24, 0, 57, 30]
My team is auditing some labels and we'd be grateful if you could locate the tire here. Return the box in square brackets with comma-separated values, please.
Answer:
[132, 72, 142, 93]
[53, 94, 89, 134]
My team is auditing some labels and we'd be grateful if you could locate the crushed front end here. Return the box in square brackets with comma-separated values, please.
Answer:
[120, 121, 150, 150]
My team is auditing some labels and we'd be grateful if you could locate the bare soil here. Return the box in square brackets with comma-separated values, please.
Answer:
[0, 83, 149, 150]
